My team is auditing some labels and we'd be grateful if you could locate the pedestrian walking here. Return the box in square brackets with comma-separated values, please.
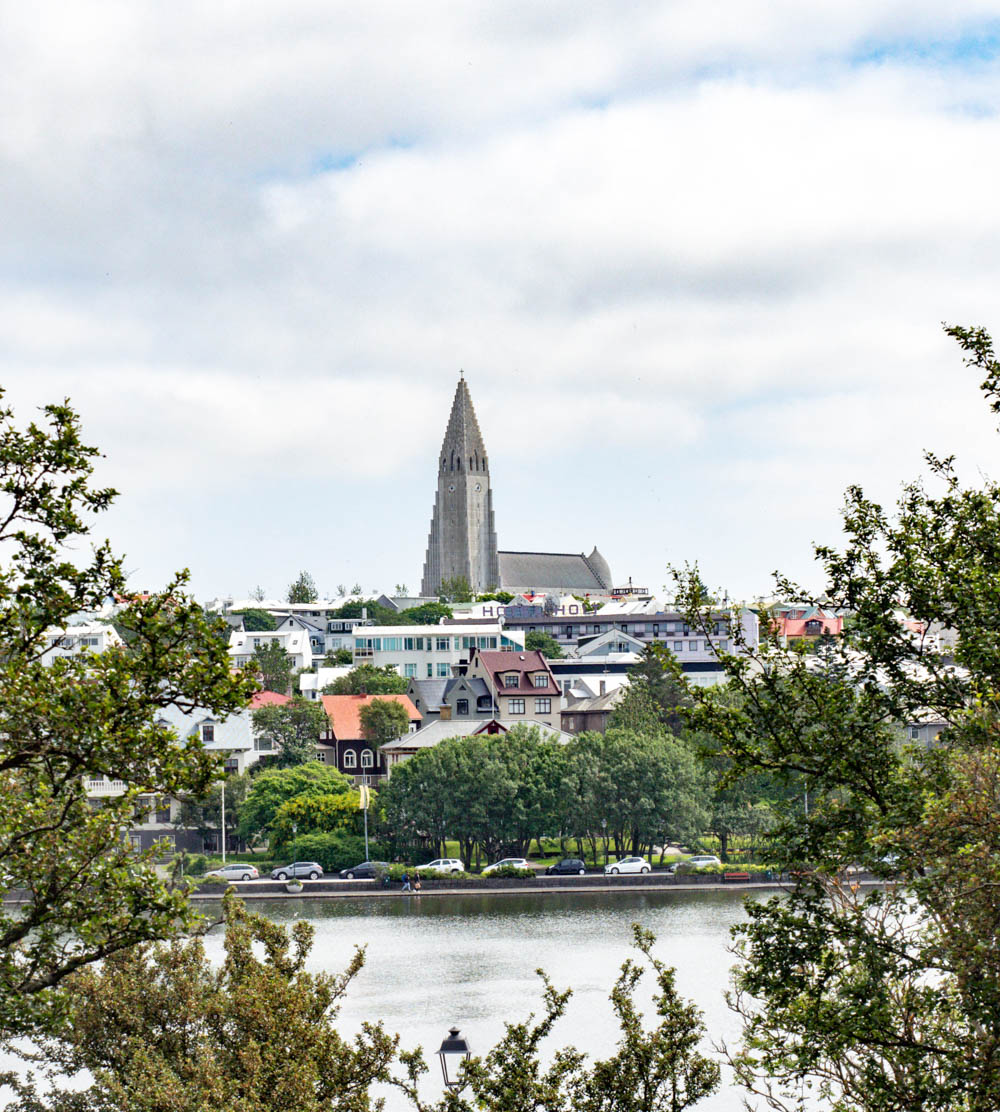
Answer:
[413, 874, 422, 896]
[401, 871, 411, 892]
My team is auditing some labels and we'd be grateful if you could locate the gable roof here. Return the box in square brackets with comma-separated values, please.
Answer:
[381, 717, 574, 752]
[249, 690, 291, 709]
[472, 649, 560, 696]
[498, 549, 612, 593]
[320, 694, 422, 740]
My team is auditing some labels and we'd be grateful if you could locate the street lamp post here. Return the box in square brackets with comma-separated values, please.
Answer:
[437, 1026, 471, 1092]
[220, 780, 226, 864]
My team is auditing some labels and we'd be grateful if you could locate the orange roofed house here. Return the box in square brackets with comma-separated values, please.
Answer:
[319, 694, 421, 782]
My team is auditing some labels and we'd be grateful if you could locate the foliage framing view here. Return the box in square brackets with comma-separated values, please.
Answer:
[674, 325, 1000, 1112]
[0, 392, 254, 1038]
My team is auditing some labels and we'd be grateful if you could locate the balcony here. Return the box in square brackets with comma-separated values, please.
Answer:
[86, 779, 128, 796]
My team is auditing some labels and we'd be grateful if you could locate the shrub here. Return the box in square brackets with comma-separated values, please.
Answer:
[286, 832, 388, 874]
[186, 854, 209, 877]
[484, 865, 534, 879]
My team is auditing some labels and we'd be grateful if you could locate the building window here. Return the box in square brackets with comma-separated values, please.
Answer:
[673, 641, 683, 651]
[653, 624, 660, 636]
[719, 639, 728, 651]
[908, 726, 920, 739]
[476, 695, 493, 712]
[531, 673, 548, 688]
[343, 749, 357, 769]
[201, 723, 215, 743]
[427, 663, 433, 677]
[503, 673, 520, 688]
[436, 637, 449, 652]
[456, 699, 469, 715]
[404, 663, 417, 677]
[437, 662, 450, 677]
[361, 749, 374, 768]
[155, 800, 172, 823]
[508, 698, 525, 714]
[534, 698, 551, 714]
[255, 735, 273, 750]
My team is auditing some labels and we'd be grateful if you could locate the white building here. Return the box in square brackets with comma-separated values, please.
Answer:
[227, 628, 312, 671]
[351, 622, 524, 679]
[41, 622, 123, 666]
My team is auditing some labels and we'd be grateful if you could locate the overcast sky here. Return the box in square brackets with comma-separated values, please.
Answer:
[4, 3, 1000, 603]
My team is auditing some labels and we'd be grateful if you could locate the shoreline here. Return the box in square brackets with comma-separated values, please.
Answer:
[3, 874, 885, 905]
[188, 873, 884, 901]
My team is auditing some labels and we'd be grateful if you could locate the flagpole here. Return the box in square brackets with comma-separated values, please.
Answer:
[363, 782, 370, 860]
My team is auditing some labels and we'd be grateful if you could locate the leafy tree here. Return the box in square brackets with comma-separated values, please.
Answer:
[396, 600, 453, 625]
[5, 893, 397, 1112]
[565, 730, 709, 858]
[253, 639, 293, 694]
[251, 697, 328, 768]
[287, 570, 319, 604]
[525, 630, 564, 659]
[249, 584, 267, 602]
[399, 924, 718, 1112]
[394, 583, 409, 596]
[676, 326, 1000, 1111]
[325, 664, 408, 695]
[0, 392, 254, 1039]
[359, 699, 411, 749]
[350, 583, 363, 595]
[615, 644, 690, 734]
[477, 590, 514, 603]
[231, 607, 276, 631]
[324, 647, 353, 666]
[271, 789, 370, 855]
[237, 762, 351, 846]
[439, 575, 473, 602]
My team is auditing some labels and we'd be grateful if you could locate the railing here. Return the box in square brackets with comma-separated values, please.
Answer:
[85, 779, 128, 795]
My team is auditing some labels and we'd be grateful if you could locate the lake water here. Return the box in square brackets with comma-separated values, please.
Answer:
[222, 888, 766, 1111]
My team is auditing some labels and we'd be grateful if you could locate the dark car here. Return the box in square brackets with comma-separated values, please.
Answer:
[339, 860, 390, 880]
[270, 861, 323, 881]
[546, 858, 587, 875]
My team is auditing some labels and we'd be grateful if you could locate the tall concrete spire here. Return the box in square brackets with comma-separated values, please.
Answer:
[420, 377, 500, 596]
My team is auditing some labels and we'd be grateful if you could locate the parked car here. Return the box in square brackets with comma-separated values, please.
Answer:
[270, 861, 324, 881]
[421, 858, 465, 874]
[604, 857, 650, 875]
[338, 860, 390, 880]
[546, 858, 587, 875]
[204, 863, 259, 881]
[667, 855, 721, 874]
[481, 857, 530, 875]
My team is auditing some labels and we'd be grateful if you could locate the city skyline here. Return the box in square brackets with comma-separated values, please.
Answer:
[3, 5, 1000, 601]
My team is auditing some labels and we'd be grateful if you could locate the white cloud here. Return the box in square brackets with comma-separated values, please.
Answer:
[2, 2, 1000, 596]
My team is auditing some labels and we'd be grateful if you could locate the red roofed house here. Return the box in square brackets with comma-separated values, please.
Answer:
[772, 606, 844, 644]
[249, 690, 291, 709]
[319, 694, 422, 782]
[464, 648, 561, 730]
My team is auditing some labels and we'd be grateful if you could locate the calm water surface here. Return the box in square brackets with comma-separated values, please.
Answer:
[224, 889, 766, 1111]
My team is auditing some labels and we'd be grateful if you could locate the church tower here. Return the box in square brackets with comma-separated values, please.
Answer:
[421, 376, 500, 596]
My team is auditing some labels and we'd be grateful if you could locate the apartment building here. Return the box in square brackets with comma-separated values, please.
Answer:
[350, 622, 524, 679]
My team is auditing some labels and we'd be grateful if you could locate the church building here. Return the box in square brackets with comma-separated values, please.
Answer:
[420, 376, 613, 597]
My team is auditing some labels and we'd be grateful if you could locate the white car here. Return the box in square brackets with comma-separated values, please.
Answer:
[667, 855, 722, 874]
[481, 857, 530, 875]
[204, 863, 260, 881]
[422, 858, 465, 874]
[604, 857, 651, 875]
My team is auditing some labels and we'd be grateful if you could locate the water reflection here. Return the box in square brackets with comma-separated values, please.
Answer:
[220, 889, 767, 1111]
